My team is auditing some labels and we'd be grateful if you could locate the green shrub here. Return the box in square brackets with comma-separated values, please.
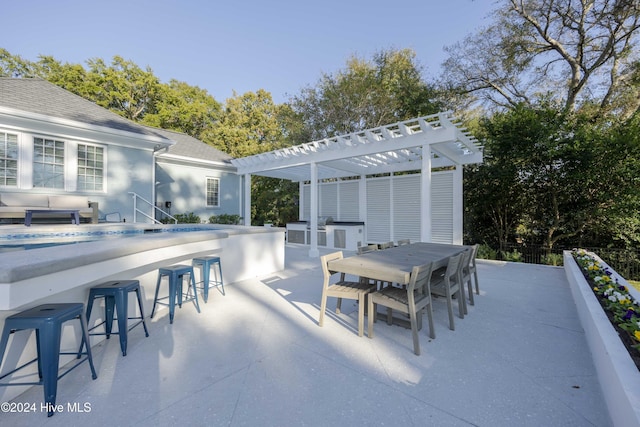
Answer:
[541, 253, 563, 266]
[172, 212, 201, 224]
[209, 214, 242, 225]
[476, 244, 497, 260]
[500, 249, 523, 262]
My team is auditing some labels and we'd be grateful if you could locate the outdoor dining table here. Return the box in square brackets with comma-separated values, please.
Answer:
[327, 242, 468, 286]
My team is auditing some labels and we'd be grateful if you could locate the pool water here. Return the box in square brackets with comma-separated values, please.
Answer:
[0, 226, 218, 252]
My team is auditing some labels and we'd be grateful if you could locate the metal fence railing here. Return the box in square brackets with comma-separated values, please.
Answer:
[480, 243, 640, 281]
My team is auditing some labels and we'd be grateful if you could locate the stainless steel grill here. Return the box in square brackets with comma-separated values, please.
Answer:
[307, 216, 333, 230]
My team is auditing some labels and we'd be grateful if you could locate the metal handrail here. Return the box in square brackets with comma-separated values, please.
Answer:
[128, 192, 177, 224]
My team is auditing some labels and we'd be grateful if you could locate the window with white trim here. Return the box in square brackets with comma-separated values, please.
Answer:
[206, 177, 220, 207]
[78, 144, 105, 191]
[33, 137, 65, 189]
[0, 131, 18, 186]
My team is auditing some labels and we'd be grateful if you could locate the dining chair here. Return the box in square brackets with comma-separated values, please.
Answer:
[379, 241, 394, 250]
[430, 252, 466, 330]
[468, 243, 480, 295]
[357, 244, 379, 255]
[397, 239, 411, 246]
[460, 247, 475, 307]
[367, 262, 435, 355]
[357, 244, 382, 288]
[319, 251, 376, 337]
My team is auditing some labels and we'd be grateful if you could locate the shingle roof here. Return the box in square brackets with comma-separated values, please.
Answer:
[0, 77, 170, 140]
[149, 127, 234, 164]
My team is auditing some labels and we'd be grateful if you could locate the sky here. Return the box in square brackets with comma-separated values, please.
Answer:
[3, 0, 498, 104]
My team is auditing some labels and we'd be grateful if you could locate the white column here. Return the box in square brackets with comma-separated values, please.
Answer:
[299, 181, 304, 220]
[452, 165, 463, 244]
[243, 174, 251, 226]
[420, 145, 432, 242]
[359, 175, 367, 245]
[309, 163, 319, 257]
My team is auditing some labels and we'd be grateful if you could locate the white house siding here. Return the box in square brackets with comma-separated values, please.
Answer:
[155, 159, 240, 222]
[0, 121, 157, 223]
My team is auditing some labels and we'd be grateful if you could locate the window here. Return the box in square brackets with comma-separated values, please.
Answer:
[0, 132, 18, 186]
[33, 137, 65, 189]
[78, 144, 104, 191]
[206, 177, 219, 207]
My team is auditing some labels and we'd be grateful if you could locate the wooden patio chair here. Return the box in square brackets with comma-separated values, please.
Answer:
[357, 244, 379, 255]
[379, 241, 394, 250]
[319, 251, 376, 337]
[367, 262, 435, 355]
[430, 252, 466, 330]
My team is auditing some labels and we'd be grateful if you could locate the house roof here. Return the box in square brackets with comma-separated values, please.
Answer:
[232, 112, 483, 182]
[149, 127, 235, 165]
[0, 77, 172, 143]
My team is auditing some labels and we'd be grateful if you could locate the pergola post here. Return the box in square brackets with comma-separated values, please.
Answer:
[453, 165, 463, 244]
[420, 145, 432, 242]
[308, 162, 319, 257]
[243, 173, 251, 226]
[359, 175, 367, 245]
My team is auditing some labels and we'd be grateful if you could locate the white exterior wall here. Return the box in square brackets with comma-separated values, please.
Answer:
[155, 159, 241, 223]
[0, 118, 158, 223]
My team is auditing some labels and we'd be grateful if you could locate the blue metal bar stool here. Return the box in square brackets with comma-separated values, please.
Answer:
[0, 303, 98, 417]
[192, 256, 225, 302]
[151, 265, 201, 324]
[85, 280, 150, 356]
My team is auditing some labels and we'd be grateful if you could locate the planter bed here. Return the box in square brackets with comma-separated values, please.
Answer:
[564, 250, 640, 427]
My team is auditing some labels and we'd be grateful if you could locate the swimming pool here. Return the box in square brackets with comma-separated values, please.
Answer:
[0, 224, 221, 252]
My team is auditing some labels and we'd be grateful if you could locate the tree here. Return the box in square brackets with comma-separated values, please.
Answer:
[141, 80, 222, 142]
[83, 56, 162, 121]
[290, 48, 442, 140]
[443, 0, 640, 118]
[0, 48, 31, 77]
[467, 103, 640, 251]
[209, 89, 289, 157]
[208, 90, 299, 225]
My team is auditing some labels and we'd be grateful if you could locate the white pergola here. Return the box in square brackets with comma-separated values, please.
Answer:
[231, 111, 483, 256]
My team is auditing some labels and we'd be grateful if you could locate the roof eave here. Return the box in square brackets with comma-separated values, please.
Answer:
[0, 105, 175, 150]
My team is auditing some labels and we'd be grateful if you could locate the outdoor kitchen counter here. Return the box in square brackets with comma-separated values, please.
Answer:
[286, 221, 365, 251]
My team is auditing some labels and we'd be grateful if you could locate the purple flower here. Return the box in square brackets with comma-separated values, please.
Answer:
[624, 308, 636, 321]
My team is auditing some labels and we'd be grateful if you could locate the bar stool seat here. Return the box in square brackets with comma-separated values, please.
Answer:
[86, 280, 150, 356]
[151, 264, 201, 324]
[192, 256, 225, 302]
[0, 303, 98, 417]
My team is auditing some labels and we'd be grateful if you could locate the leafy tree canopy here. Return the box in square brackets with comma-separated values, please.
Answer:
[289, 47, 443, 141]
[442, 0, 640, 118]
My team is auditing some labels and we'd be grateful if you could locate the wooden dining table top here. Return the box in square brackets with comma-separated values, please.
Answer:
[327, 242, 467, 285]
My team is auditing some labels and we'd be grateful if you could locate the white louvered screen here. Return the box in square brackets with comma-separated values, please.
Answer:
[431, 171, 454, 243]
[393, 174, 421, 243]
[366, 178, 391, 243]
[320, 182, 338, 218]
[339, 181, 359, 221]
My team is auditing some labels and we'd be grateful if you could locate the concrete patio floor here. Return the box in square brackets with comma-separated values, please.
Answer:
[2, 245, 612, 426]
